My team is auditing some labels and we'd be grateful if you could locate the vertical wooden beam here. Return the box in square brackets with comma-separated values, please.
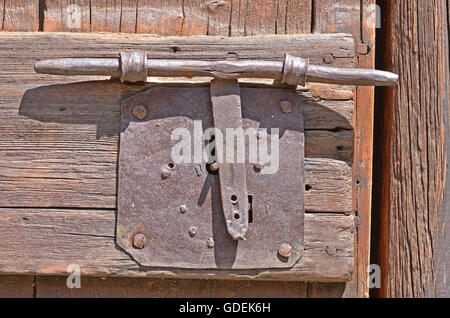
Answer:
[373, 0, 449, 297]
[314, 0, 376, 298]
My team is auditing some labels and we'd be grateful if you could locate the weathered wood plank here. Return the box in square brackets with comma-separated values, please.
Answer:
[2, 0, 39, 31]
[36, 276, 308, 298]
[90, 0, 121, 33]
[307, 282, 346, 298]
[373, 0, 449, 298]
[0, 209, 354, 281]
[43, 0, 91, 32]
[136, 0, 184, 35]
[0, 275, 34, 297]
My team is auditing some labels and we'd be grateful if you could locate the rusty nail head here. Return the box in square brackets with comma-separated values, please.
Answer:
[278, 243, 292, 258]
[161, 168, 171, 180]
[210, 162, 219, 172]
[326, 245, 337, 256]
[323, 54, 334, 64]
[132, 105, 148, 121]
[189, 227, 197, 237]
[179, 205, 188, 214]
[207, 238, 215, 248]
[280, 101, 293, 114]
[254, 163, 263, 172]
[132, 233, 146, 249]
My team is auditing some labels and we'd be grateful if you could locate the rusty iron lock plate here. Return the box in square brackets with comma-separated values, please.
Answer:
[117, 86, 305, 270]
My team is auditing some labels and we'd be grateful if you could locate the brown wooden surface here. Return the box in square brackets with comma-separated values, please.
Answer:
[0, 209, 354, 282]
[373, 0, 449, 297]
[0, 0, 377, 298]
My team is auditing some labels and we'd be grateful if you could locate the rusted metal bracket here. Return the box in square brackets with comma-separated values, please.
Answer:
[210, 79, 249, 240]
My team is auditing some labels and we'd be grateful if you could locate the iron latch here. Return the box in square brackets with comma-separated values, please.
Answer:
[35, 51, 397, 269]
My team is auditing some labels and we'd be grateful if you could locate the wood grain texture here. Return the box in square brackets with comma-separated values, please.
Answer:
[0, 0, 367, 298]
[2, 0, 39, 31]
[0, 275, 34, 297]
[0, 209, 355, 282]
[36, 276, 308, 298]
[373, 0, 449, 297]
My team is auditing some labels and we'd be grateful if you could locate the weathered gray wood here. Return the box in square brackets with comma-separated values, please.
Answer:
[0, 209, 354, 282]
[0, 32, 354, 213]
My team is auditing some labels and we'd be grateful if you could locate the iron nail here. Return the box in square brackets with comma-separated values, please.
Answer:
[179, 205, 188, 214]
[161, 168, 171, 180]
[132, 105, 148, 121]
[278, 243, 292, 258]
[323, 54, 335, 64]
[254, 163, 263, 172]
[280, 101, 293, 114]
[132, 233, 146, 249]
[189, 227, 197, 237]
[325, 245, 337, 256]
[207, 238, 215, 248]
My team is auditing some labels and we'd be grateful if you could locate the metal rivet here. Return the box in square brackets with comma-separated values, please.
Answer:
[280, 101, 293, 114]
[207, 238, 215, 248]
[189, 227, 197, 237]
[323, 54, 335, 64]
[325, 245, 337, 256]
[161, 168, 171, 180]
[254, 163, 263, 172]
[257, 131, 266, 140]
[278, 243, 292, 258]
[132, 233, 146, 249]
[132, 105, 148, 121]
[210, 162, 219, 172]
[179, 205, 188, 214]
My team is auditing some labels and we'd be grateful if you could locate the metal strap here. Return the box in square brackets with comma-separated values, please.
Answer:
[120, 51, 147, 83]
[281, 54, 309, 87]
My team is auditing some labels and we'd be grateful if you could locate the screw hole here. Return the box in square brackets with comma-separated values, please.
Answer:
[170, 46, 180, 53]
[234, 212, 240, 220]
[305, 184, 312, 191]
[168, 162, 175, 169]
[231, 195, 238, 203]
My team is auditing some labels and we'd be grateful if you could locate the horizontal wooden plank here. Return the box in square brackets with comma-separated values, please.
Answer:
[0, 275, 34, 298]
[0, 32, 355, 65]
[0, 209, 354, 281]
[35, 276, 308, 298]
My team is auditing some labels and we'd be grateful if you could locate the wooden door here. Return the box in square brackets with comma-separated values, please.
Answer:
[0, 0, 377, 298]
